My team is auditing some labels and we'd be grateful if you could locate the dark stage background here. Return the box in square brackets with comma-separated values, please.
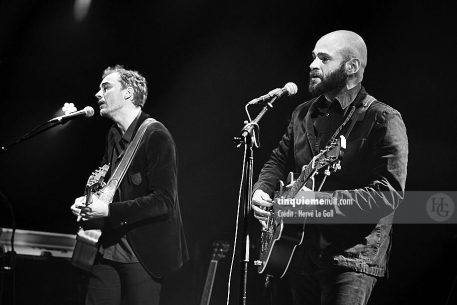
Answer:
[1, 0, 456, 304]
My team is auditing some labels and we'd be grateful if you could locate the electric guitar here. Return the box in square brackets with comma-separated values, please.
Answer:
[71, 164, 110, 271]
[255, 135, 346, 278]
[199, 241, 230, 305]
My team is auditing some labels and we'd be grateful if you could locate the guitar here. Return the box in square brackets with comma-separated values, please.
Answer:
[199, 241, 230, 305]
[255, 135, 346, 278]
[71, 164, 110, 271]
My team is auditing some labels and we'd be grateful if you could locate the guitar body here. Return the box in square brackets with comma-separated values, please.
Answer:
[256, 135, 346, 278]
[72, 228, 101, 271]
[257, 174, 311, 278]
[258, 220, 305, 278]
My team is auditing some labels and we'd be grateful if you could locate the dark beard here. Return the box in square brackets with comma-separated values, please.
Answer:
[308, 63, 348, 97]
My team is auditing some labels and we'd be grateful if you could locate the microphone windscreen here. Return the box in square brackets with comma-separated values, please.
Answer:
[284, 82, 298, 96]
[83, 106, 95, 117]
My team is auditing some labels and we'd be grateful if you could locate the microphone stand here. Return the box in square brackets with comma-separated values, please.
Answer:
[1, 118, 68, 154]
[233, 96, 278, 305]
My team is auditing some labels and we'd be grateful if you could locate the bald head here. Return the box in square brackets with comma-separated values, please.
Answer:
[317, 30, 367, 72]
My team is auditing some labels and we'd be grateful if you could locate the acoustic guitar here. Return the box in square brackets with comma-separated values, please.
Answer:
[255, 135, 346, 278]
[71, 164, 110, 271]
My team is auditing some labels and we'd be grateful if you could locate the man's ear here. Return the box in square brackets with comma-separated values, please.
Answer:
[345, 58, 360, 75]
[124, 87, 134, 100]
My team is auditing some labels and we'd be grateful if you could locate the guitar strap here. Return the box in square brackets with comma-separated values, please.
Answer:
[104, 118, 157, 199]
[328, 93, 376, 145]
[315, 94, 375, 192]
[343, 94, 376, 140]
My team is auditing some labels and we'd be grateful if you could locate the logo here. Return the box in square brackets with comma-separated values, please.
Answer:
[426, 193, 455, 222]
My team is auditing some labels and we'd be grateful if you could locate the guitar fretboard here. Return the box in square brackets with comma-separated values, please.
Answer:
[287, 162, 316, 198]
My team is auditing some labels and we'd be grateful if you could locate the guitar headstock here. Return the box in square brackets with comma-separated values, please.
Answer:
[86, 164, 110, 189]
[210, 241, 231, 261]
[315, 135, 346, 172]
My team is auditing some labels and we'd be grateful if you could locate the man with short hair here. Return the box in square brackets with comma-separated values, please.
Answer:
[71, 65, 188, 305]
[252, 30, 408, 305]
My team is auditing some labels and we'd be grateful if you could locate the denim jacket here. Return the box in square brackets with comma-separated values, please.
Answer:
[253, 86, 408, 277]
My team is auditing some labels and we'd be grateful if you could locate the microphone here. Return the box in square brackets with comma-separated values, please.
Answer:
[247, 82, 298, 105]
[49, 106, 95, 123]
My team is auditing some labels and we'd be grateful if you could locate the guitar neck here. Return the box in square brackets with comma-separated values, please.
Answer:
[84, 186, 94, 207]
[288, 162, 315, 197]
[200, 260, 219, 305]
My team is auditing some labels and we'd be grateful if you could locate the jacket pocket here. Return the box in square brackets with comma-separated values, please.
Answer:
[128, 172, 143, 186]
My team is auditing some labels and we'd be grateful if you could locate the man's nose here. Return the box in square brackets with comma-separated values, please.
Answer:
[309, 57, 319, 70]
[95, 90, 103, 100]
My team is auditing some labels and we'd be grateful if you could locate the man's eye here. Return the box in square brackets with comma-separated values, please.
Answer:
[317, 55, 330, 63]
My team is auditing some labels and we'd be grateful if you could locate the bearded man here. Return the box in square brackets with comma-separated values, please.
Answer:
[252, 30, 408, 305]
